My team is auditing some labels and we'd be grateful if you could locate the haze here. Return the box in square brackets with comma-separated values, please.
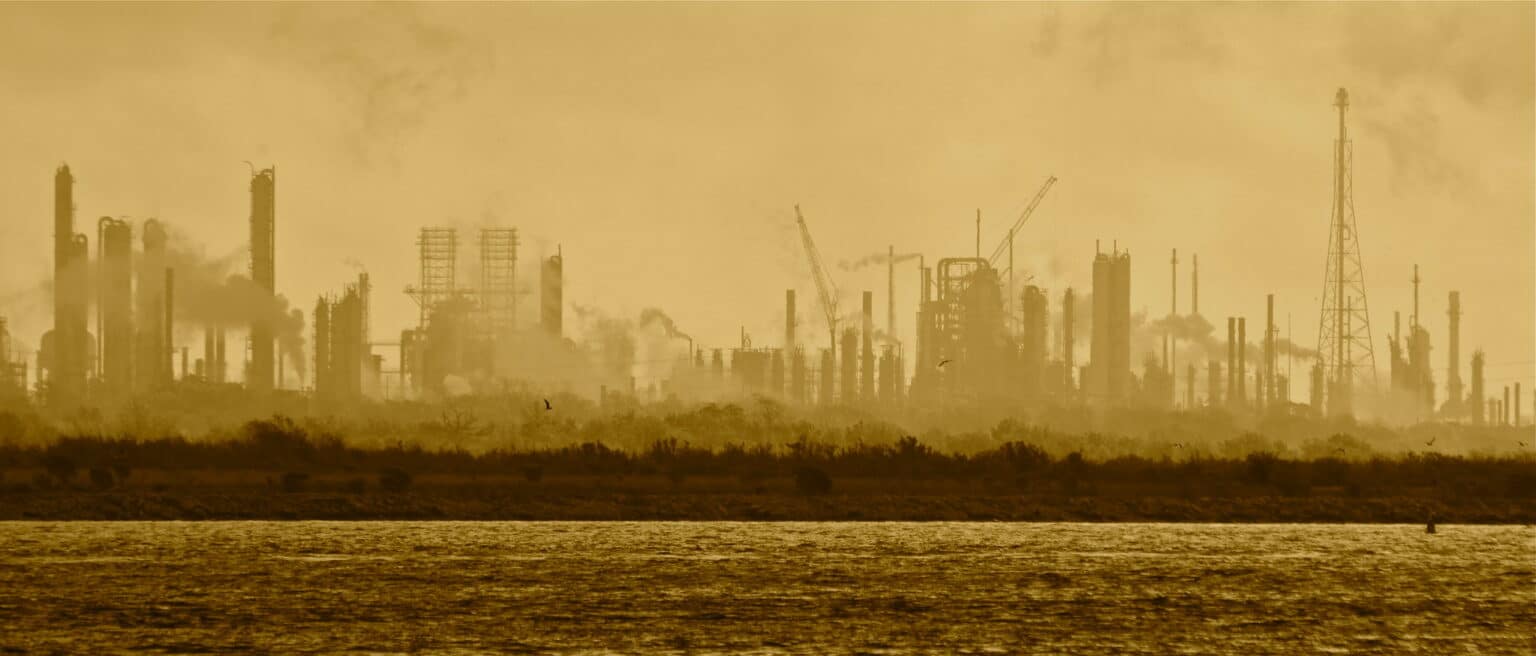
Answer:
[0, 2, 1531, 400]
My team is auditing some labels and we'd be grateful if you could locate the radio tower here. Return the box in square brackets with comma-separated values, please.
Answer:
[1314, 87, 1378, 417]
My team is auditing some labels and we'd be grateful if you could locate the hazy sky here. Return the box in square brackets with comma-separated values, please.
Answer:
[0, 3, 1531, 399]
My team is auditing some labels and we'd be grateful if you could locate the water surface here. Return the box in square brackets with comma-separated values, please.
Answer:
[1, 522, 1531, 653]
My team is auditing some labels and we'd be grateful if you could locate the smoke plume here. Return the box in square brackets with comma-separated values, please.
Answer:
[639, 307, 690, 342]
[838, 251, 921, 272]
[157, 230, 308, 379]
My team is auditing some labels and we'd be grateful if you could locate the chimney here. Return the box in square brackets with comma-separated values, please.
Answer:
[861, 291, 874, 402]
[1237, 317, 1247, 407]
[1447, 292, 1462, 419]
[1063, 288, 1075, 396]
[1226, 318, 1236, 407]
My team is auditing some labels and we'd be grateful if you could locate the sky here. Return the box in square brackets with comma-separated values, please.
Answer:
[0, 2, 1531, 401]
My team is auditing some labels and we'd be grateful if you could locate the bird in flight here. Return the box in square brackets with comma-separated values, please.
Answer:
[1173, 443, 1183, 448]
[543, 399, 552, 410]
[1425, 436, 1437, 446]
[938, 359, 952, 368]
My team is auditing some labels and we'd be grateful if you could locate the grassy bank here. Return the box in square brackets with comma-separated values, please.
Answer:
[2, 417, 1532, 522]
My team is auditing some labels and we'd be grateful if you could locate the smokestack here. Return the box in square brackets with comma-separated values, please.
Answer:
[1237, 317, 1247, 406]
[249, 167, 277, 391]
[1504, 386, 1511, 425]
[1470, 350, 1485, 425]
[1062, 288, 1074, 396]
[204, 325, 215, 382]
[97, 218, 133, 395]
[1226, 318, 1236, 407]
[1209, 360, 1222, 407]
[51, 165, 88, 406]
[861, 291, 874, 402]
[1191, 254, 1198, 315]
[1265, 294, 1275, 408]
[1517, 382, 1523, 427]
[1447, 291, 1462, 419]
[1171, 248, 1177, 315]
[541, 249, 563, 339]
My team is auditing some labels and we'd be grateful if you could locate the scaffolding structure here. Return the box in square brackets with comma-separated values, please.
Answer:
[478, 228, 518, 337]
[407, 227, 458, 328]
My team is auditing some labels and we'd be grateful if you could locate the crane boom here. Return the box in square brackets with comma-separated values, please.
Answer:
[987, 176, 1057, 268]
[795, 205, 840, 353]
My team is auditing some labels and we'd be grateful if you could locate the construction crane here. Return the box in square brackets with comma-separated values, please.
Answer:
[795, 205, 840, 363]
[987, 175, 1058, 269]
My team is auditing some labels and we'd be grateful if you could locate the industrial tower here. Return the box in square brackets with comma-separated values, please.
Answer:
[1313, 87, 1378, 416]
[248, 167, 276, 390]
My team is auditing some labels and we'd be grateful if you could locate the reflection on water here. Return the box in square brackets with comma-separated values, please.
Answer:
[1, 522, 1531, 654]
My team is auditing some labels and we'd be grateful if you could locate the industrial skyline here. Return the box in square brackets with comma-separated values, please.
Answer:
[0, 3, 1531, 421]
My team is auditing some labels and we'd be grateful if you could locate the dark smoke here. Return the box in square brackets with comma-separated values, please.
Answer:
[838, 252, 921, 272]
[639, 308, 690, 342]
[158, 231, 308, 378]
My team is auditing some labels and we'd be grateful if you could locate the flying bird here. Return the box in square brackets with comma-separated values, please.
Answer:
[1173, 443, 1183, 449]
[543, 399, 552, 411]
[1425, 436, 1436, 446]
[938, 359, 952, 368]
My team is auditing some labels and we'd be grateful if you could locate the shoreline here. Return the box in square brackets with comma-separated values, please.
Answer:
[4, 489, 1531, 523]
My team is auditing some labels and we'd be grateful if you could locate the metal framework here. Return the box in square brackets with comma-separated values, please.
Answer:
[407, 227, 458, 328]
[1314, 88, 1378, 415]
[478, 227, 518, 337]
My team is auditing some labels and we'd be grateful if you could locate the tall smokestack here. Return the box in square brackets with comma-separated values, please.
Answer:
[861, 291, 874, 402]
[1470, 350, 1485, 425]
[1171, 248, 1177, 315]
[97, 218, 133, 395]
[541, 249, 563, 339]
[51, 165, 88, 406]
[1265, 294, 1275, 408]
[1062, 287, 1074, 396]
[1226, 318, 1236, 407]
[1237, 317, 1247, 406]
[249, 167, 277, 391]
[1504, 386, 1511, 425]
[1447, 291, 1462, 420]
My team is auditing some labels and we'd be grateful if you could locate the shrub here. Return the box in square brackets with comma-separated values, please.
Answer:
[378, 467, 412, 492]
[88, 467, 114, 490]
[522, 465, 545, 483]
[41, 454, 77, 485]
[280, 472, 310, 493]
[794, 466, 832, 495]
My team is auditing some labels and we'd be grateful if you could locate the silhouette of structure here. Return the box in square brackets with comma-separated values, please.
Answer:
[1314, 87, 1378, 417]
[96, 217, 133, 396]
[248, 167, 276, 391]
[478, 228, 518, 339]
[48, 165, 90, 406]
[1088, 245, 1131, 405]
[542, 250, 563, 339]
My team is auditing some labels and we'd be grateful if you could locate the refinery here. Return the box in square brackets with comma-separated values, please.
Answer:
[0, 87, 1528, 430]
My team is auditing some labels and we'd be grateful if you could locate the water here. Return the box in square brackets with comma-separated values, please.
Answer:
[1, 522, 1531, 654]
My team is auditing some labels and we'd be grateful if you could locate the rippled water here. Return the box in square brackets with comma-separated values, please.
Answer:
[1, 522, 1531, 654]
